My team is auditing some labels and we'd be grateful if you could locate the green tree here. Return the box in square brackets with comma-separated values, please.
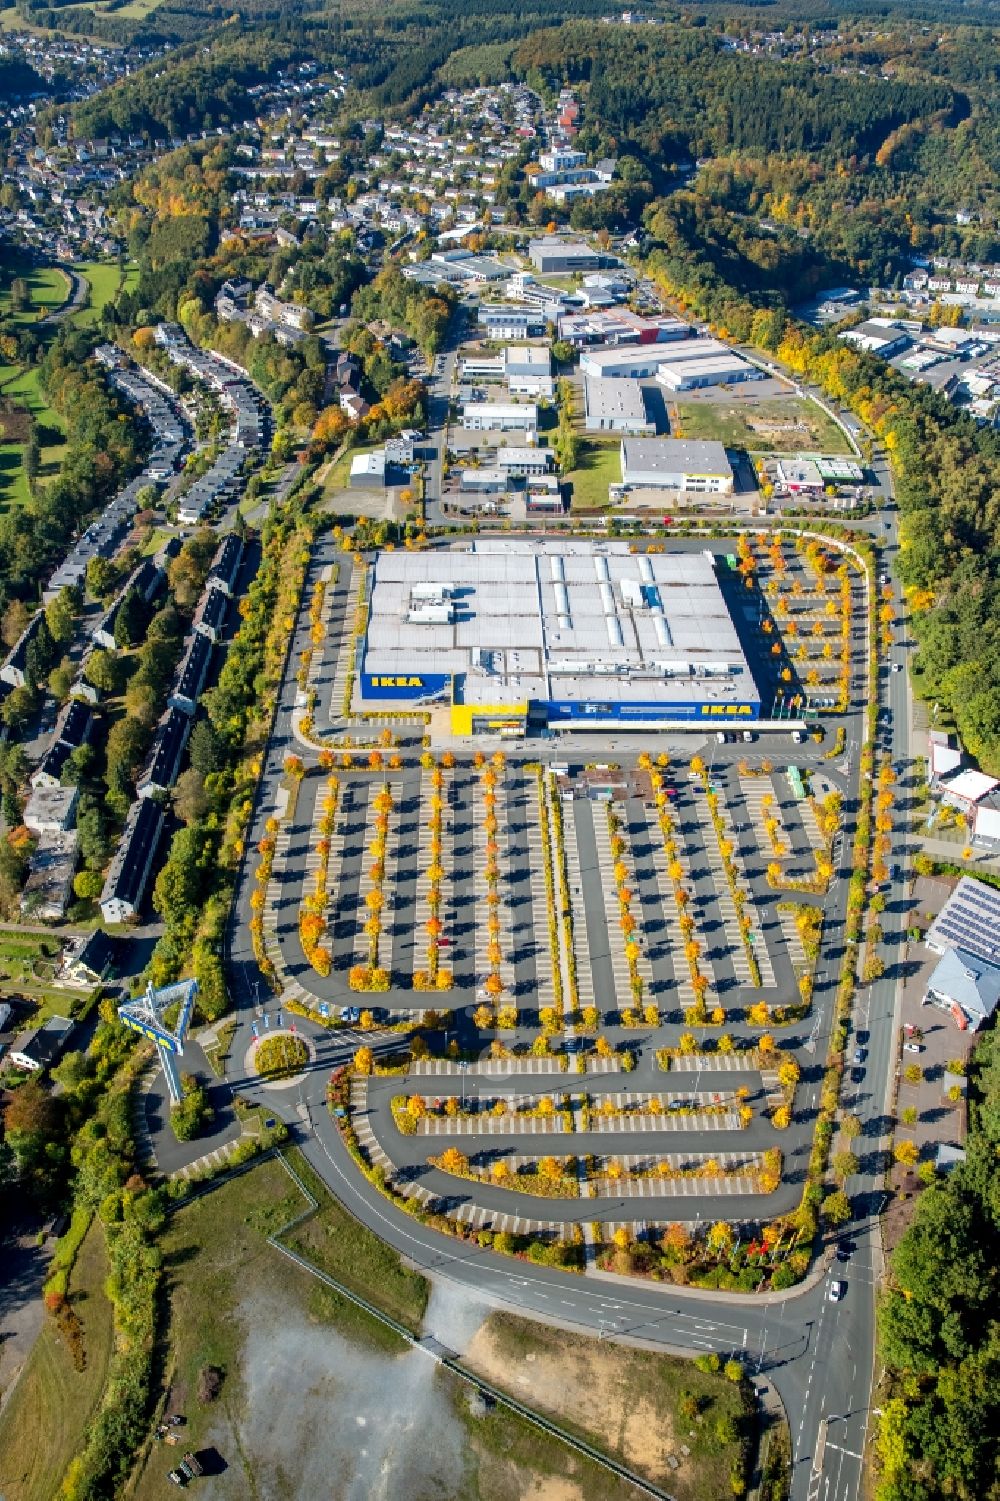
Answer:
[824, 1189, 852, 1227]
[84, 649, 121, 696]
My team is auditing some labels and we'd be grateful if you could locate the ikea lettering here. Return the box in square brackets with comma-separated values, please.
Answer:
[699, 704, 754, 717]
[371, 675, 425, 689]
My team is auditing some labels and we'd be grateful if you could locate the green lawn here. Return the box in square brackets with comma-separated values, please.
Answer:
[0, 1220, 114, 1501]
[140, 525, 177, 557]
[71, 261, 136, 328]
[321, 441, 380, 496]
[0, 440, 30, 509]
[92, 0, 165, 16]
[0, 257, 70, 327]
[0, 361, 67, 512]
[0, 933, 93, 1025]
[567, 437, 622, 510]
[281, 1149, 429, 1333]
[674, 396, 852, 456]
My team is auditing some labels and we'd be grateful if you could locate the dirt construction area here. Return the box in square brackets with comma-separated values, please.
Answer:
[463, 1313, 746, 1501]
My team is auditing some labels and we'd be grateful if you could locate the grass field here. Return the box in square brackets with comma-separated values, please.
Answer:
[71, 260, 138, 328]
[0, 1220, 114, 1501]
[130, 1154, 732, 1501]
[0, 361, 67, 512]
[91, 0, 165, 16]
[0, 259, 70, 327]
[673, 395, 852, 455]
[567, 437, 621, 509]
[281, 1150, 429, 1333]
[130, 1155, 429, 1501]
[0, 441, 29, 508]
[320, 441, 381, 496]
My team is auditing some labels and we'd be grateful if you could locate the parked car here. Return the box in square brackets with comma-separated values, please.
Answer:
[903, 1041, 924, 1054]
[850, 1066, 865, 1085]
[853, 1046, 867, 1065]
[340, 1006, 361, 1025]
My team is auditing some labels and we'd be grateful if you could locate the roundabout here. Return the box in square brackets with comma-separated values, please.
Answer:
[246, 1029, 314, 1089]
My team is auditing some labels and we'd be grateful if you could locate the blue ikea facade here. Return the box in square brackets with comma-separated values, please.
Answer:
[360, 672, 451, 700]
[359, 669, 761, 723]
[546, 699, 761, 723]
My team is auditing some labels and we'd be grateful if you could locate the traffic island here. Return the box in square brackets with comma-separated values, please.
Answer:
[247, 1030, 314, 1089]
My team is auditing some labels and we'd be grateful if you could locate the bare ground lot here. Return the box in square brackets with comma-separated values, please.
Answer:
[462, 1312, 747, 1501]
[131, 1158, 676, 1500]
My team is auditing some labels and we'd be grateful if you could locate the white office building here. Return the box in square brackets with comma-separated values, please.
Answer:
[462, 402, 539, 433]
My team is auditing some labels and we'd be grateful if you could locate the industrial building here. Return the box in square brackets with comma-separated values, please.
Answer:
[655, 351, 765, 392]
[461, 401, 538, 433]
[580, 345, 682, 380]
[620, 438, 734, 495]
[775, 458, 825, 495]
[839, 319, 911, 357]
[583, 377, 655, 435]
[357, 541, 758, 734]
[477, 305, 546, 339]
[528, 238, 610, 275]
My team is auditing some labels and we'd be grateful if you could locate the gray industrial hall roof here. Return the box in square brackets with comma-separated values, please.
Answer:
[622, 437, 732, 476]
[363, 541, 754, 707]
[584, 377, 649, 422]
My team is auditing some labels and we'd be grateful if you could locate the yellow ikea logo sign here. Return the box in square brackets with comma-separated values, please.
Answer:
[371, 676, 424, 688]
[699, 705, 753, 717]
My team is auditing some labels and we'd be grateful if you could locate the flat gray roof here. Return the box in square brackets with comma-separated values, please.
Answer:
[362, 541, 755, 707]
[622, 437, 732, 477]
[584, 377, 649, 423]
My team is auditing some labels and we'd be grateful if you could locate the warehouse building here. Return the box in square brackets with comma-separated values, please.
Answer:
[461, 401, 538, 433]
[583, 377, 655, 435]
[620, 438, 734, 495]
[357, 541, 758, 734]
[839, 319, 911, 357]
[528, 238, 610, 275]
[655, 352, 765, 391]
[503, 346, 554, 398]
[580, 346, 681, 380]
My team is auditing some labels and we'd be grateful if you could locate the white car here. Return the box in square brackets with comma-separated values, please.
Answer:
[903, 1042, 924, 1054]
[828, 1280, 845, 1303]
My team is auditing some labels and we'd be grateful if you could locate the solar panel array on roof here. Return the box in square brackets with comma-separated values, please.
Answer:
[926, 876, 1000, 964]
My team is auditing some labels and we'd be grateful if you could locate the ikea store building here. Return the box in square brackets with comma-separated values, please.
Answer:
[359, 540, 760, 736]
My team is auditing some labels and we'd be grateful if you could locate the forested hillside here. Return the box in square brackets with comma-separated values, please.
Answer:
[876, 1029, 1000, 1499]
